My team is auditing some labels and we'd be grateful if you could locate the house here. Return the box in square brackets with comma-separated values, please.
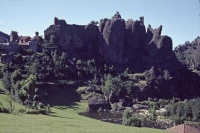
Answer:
[18, 36, 31, 44]
[166, 124, 200, 133]
[18, 35, 38, 51]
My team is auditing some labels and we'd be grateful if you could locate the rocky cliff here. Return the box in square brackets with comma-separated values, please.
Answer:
[44, 12, 179, 72]
[44, 18, 101, 60]
[174, 37, 200, 71]
[0, 31, 9, 43]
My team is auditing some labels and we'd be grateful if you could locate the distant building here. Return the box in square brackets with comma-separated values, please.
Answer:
[18, 36, 31, 44]
[0, 31, 39, 54]
[18, 36, 38, 51]
[10, 31, 18, 43]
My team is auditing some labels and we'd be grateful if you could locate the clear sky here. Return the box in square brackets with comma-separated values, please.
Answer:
[0, 0, 199, 47]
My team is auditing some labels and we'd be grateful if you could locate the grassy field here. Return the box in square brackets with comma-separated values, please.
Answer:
[0, 81, 170, 133]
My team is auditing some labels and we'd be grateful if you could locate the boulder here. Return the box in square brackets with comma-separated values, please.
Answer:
[132, 104, 149, 110]
[88, 96, 111, 111]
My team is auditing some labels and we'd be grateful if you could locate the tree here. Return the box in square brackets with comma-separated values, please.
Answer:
[11, 69, 22, 84]
[183, 101, 192, 121]
[90, 21, 99, 25]
[102, 75, 124, 96]
[20, 75, 37, 96]
[6, 95, 15, 113]
[149, 102, 158, 121]
[3, 72, 11, 91]
[176, 103, 184, 118]
[29, 62, 39, 74]
[35, 31, 39, 36]
[191, 98, 200, 121]
[102, 74, 112, 95]
[11, 81, 21, 100]
[49, 35, 57, 46]
[124, 68, 129, 76]
[61, 52, 67, 65]
[122, 109, 143, 127]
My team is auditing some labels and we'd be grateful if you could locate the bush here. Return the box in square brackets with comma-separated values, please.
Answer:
[171, 117, 184, 125]
[122, 109, 143, 127]
[18, 108, 26, 113]
[0, 107, 9, 113]
[6, 96, 15, 113]
[0, 101, 9, 113]
[26, 109, 47, 115]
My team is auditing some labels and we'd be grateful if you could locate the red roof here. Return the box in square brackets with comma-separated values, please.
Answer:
[19, 36, 31, 40]
[166, 124, 200, 133]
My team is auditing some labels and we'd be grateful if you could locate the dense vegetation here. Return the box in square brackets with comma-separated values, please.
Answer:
[165, 98, 200, 123]
[0, 93, 170, 133]
[0, 42, 199, 131]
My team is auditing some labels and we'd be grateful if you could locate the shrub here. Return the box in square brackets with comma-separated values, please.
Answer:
[6, 96, 15, 113]
[0, 107, 9, 113]
[171, 117, 184, 125]
[0, 101, 9, 113]
[122, 109, 143, 127]
[26, 109, 47, 115]
[18, 108, 26, 113]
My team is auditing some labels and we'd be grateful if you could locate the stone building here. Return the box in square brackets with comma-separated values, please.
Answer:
[18, 35, 38, 51]
[18, 36, 31, 43]
[10, 31, 18, 43]
[0, 31, 39, 53]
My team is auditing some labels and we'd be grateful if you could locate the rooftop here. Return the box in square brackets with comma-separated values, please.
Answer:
[166, 124, 200, 133]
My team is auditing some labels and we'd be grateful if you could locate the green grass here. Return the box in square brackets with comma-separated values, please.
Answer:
[0, 81, 170, 133]
[0, 94, 170, 133]
[0, 79, 4, 92]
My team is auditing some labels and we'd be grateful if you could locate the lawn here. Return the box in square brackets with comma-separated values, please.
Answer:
[0, 80, 170, 133]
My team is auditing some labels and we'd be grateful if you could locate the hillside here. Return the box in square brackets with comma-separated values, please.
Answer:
[0, 88, 169, 133]
[175, 37, 200, 71]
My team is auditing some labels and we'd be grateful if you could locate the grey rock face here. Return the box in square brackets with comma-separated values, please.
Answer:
[102, 13, 125, 63]
[0, 31, 9, 43]
[44, 13, 175, 72]
[175, 37, 200, 71]
[146, 25, 172, 57]
[44, 22, 101, 59]
[88, 96, 111, 111]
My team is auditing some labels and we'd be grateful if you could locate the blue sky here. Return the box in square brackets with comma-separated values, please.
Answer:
[0, 0, 199, 47]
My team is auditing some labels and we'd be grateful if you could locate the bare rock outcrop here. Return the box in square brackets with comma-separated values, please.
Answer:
[44, 13, 177, 72]
[88, 96, 111, 111]
[101, 12, 125, 63]
[0, 31, 9, 43]
[44, 18, 101, 59]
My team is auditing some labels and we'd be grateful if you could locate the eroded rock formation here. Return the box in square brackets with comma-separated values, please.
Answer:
[0, 31, 9, 43]
[174, 37, 200, 71]
[44, 12, 180, 73]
